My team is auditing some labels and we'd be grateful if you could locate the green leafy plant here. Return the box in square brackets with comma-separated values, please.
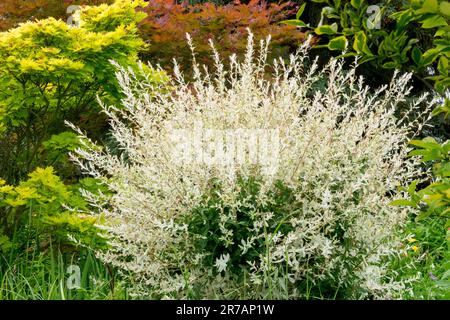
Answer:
[392, 137, 450, 223]
[283, 0, 449, 110]
[0, 248, 126, 300]
[390, 136, 450, 299]
[0, 0, 165, 183]
[0, 167, 108, 250]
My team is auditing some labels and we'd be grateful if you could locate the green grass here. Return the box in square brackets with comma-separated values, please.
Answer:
[394, 215, 450, 300]
[0, 247, 128, 300]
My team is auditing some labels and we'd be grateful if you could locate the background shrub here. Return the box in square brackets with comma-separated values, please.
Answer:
[0, 0, 166, 259]
[285, 0, 449, 91]
[391, 136, 450, 298]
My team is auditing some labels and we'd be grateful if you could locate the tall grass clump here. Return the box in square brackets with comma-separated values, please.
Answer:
[70, 31, 432, 299]
[0, 249, 126, 300]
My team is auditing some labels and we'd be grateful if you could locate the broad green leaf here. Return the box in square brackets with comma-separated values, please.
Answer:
[409, 137, 441, 149]
[315, 23, 339, 35]
[418, 0, 439, 14]
[435, 28, 446, 37]
[389, 199, 417, 207]
[421, 15, 448, 28]
[340, 10, 349, 28]
[353, 31, 372, 55]
[422, 48, 443, 65]
[432, 98, 450, 116]
[360, 55, 376, 63]
[328, 36, 348, 50]
[321, 6, 336, 18]
[443, 139, 450, 153]
[336, 52, 358, 59]
[392, 9, 414, 29]
[438, 56, 449, 75]
[408, 180, 419, 196]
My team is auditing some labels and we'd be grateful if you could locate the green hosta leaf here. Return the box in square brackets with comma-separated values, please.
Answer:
[315, 23, 339, 35]
[408, 137, 447, 161]
[340, 10, 349, 28]
[421, 15, 448, 28]
[336, 52, 358, 59]
[342, 27, 356, 36]
[296, 3, 307, 20]
[328, 36, 348, 50]
[311, 0, 329, 3]
[360, 55, 376, 63]
[408, 149, 443, 161]
[435, 28, 450, 37]
[347, 7, 361, 27]
[436, 162, 450, 177]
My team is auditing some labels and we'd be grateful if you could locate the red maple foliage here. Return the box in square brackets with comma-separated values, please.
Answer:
[139, 0, 309, 74]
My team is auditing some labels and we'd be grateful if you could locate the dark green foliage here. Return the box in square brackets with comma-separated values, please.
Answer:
[284, 0, 449, 112]
[186, 177, 295, 278]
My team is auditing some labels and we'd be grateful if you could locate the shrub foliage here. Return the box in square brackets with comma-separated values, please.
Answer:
[72, 33, 431, 299]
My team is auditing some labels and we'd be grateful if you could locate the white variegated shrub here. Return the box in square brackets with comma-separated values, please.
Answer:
[70, 32, 431, 299]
